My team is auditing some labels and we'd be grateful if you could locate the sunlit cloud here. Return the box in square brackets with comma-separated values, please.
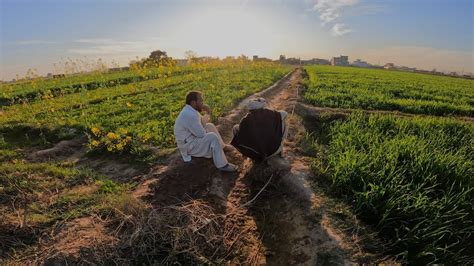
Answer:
[310, 0, 384, 37]
[331, 23, 352, 36]
[311, 0, 359, 24]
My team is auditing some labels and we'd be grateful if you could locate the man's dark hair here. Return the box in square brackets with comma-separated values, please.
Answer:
[186, 91, 202, 105]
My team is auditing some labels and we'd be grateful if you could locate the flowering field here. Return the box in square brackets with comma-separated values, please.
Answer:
[303, 66, 474, 264]
[0, 62, 290, 257]
[1, 62, 290, 154]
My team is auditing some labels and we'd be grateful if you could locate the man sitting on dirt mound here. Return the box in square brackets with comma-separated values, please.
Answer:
[231, 97, 288, 163]
[174, 91, 238, 172]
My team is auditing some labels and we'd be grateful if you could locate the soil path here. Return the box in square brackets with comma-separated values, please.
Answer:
[7, 68, 391, 265]
[138, 68, 379, 264]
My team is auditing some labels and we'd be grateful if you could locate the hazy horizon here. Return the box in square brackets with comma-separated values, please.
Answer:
[1, 0, 473, 80]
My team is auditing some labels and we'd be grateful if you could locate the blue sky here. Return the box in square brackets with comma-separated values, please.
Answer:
[1, 0, 473, 80]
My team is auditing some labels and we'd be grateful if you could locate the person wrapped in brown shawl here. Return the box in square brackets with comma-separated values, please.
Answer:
[230, 98, 288, 162]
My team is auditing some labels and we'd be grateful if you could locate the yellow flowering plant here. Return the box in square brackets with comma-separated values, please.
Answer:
[87, 127, 135, 153]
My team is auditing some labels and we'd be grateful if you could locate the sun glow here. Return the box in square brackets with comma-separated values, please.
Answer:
[169, 7, 284, 57]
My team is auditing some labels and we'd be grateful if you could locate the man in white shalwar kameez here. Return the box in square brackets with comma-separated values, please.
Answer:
[174, 91, 237, 172]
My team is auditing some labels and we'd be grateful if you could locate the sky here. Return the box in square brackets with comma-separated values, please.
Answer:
[1, 0, 473, 80]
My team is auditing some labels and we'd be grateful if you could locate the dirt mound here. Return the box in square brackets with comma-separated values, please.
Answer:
[28, 135, 87, 162]
[148, 155, 238, 206]
[13, 216, 117, 265]
[27, 134, 146, 181]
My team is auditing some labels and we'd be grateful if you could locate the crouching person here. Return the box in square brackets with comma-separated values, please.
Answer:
[173, 91, 237, 172]
[231, 97, 288, 162]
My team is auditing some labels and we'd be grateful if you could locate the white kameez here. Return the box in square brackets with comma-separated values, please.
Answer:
[173, 105, 228, 168]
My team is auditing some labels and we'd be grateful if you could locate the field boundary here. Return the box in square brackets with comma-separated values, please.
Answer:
[296, 102, 474, 123]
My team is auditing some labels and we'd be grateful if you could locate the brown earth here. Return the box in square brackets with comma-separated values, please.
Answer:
[135, 68, 391, 264]
[7, 68, 394, 264]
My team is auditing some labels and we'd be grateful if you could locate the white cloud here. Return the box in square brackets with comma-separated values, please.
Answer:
[74, 38, 115, 44]
[331, 23, 352, 36]
[312, 0, 359, 24]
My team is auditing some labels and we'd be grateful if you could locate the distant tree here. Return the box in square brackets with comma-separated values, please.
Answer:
[149, 50, 168, 61]
[185, 50, 198, 63]
[129, 50, 176, 69]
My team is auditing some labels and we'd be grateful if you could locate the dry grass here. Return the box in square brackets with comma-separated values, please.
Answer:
[105, 199, 246, 264]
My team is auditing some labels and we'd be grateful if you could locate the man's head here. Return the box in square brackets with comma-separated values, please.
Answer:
[186, 91, 204, 112]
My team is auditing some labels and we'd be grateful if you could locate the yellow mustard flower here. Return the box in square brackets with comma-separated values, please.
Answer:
[91, 127, 101, 136]
[107, 132, 118, 139]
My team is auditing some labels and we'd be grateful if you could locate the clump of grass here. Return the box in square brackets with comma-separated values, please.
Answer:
[313, 112, 473, 264]
[0, 161, 130, 258]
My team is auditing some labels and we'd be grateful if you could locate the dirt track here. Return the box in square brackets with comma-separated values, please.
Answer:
[137, 68, 386, 264]
[15, 67, 390, 264]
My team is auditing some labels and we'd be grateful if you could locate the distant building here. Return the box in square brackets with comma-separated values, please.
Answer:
[253, 55, 273, 63]
[53, 74, 66, 78]
[278, 54, 300, 65]
[352, 59, 370, 68]
[108, 66, 130, 73]
[175, 59, 188, 66]
[302, 58, 330, 65]
[396, 66, 416, 72]
[331, 56, 349, 66]
[384, 63, 395, 69]
[280, 57, 300, 65]
[192, 56, 220, 63]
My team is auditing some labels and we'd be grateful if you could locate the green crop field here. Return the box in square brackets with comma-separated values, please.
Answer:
[0, 62, 291, 259]
[303, 66, 474, 264]
[1, 65, 200, 106]
[303, 65, 474, 116]
[1, 62, 290, 154]
[2, 62, 473, 264]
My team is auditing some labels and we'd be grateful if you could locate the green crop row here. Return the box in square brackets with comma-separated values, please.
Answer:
[303, 66, 474, 116]
[1, 62, 291, 153]
[308, 112, 473, 264]
[0, 64, 234, 106]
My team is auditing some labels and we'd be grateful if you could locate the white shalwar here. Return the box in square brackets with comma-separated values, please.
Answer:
[173, 104, 228, 168]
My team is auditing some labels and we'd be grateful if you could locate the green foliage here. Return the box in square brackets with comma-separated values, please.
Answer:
[0, 62, 291, 261]
[1, 62, 290, 153]
[303, 66, 474, 116]
[97, 179, 123, 194]
[318, 112, 473, 264]
[0, 160, 133, 252]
